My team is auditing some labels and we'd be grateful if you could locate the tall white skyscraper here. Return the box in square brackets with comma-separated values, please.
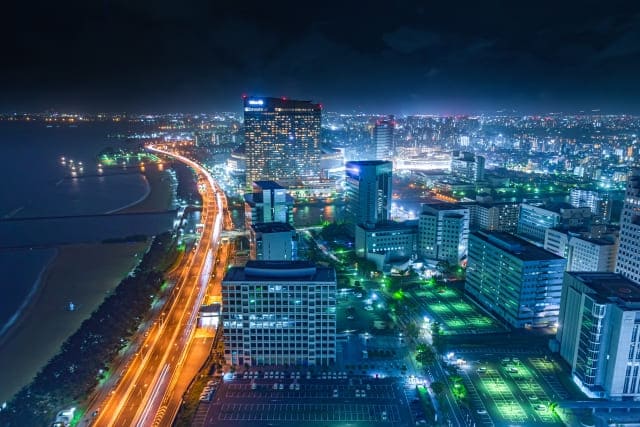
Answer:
[616, 170, 640, 284]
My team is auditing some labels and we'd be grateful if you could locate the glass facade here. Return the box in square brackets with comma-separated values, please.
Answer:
[244, 97, 321, 188]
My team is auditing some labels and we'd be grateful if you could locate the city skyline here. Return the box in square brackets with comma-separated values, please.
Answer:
[1, 1, 639, 113]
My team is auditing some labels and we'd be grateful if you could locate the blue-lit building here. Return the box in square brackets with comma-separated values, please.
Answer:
[345, 160, 392, 233]
[466, 231, 566, 328]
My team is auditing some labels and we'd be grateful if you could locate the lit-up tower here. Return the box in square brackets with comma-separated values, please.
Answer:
[244, 97, 322, 188]
[345, 160, 392, 233]
[616, 170, 640, 284]
[373, 116, 394, 160]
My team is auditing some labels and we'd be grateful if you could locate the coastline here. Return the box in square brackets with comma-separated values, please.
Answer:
[104, 174, 151, 214]
[0, 248, 58, 345]
[0, 242, 149, 403]
[0, 165, 175, 403]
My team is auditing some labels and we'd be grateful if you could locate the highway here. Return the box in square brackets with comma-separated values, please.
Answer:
[87, 146, 224, 427]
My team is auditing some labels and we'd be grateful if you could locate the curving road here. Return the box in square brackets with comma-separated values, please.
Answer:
[86, 146, 224, 427]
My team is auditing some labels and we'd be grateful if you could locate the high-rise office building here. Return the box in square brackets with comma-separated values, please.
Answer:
[555, 272, 640, 399]
[249, 222, 297, 261]
[616, 170, 640, 284]
[345, 160, 392, 232]
[244, 97, 321, 187]
[570, 188, 612, 224]
[222, 261, 336, 366]
[244, 181, 293, 230]
[418, 203, 470, 264]
[372, 116, 394, 160]
[466, 231, 566, 328]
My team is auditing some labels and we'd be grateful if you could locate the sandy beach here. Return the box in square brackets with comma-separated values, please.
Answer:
[115, 166, 175, 214]
[0, 241, 149, 402]
[0, 166, 175, 403]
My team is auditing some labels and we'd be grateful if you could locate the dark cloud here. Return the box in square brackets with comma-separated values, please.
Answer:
[0, 0, 639, 113]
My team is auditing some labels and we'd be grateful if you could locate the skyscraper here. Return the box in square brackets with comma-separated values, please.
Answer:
[244, 97, 321, 188]
[372, 116, 394, 160]
[345, 160, 392, 233]
[615, 170, 640, 284]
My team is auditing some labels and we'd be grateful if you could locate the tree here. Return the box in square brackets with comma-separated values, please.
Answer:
[405, 322, 420, 341]
[431, 322, 447, 354]
[435, 260, 450, 277]
[415, 344, 436, 366]
[431, 381, 446, 396]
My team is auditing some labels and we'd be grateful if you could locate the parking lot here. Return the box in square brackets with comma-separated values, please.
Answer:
[409, 285, 506, 335]
[460, 355, 569, 427]
[201, 369, 413, 426]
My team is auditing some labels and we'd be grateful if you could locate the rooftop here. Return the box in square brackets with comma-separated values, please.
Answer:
[345, 160, 392, 166]
[223, 261, 336, 282]
[421, 202, 468, 212]
[253, 180, 286, 190]
[568, 272, 640, 305]
[244, 97, 321, 110]
[251, 222, 295, 233]
[357, 220, 418, 231]
[473, 231, 565, 262]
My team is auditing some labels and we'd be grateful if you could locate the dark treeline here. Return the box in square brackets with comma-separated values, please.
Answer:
[0, 232, 176, 426]
[171, 162, 201, 205]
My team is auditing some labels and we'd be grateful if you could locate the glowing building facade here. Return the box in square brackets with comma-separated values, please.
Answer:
[244, 97, 321, 188]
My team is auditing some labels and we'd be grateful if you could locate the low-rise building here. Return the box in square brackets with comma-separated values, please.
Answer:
[355, 220, 417, 270]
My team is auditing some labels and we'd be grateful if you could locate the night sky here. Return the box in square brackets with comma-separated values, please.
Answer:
[1, 1, 639, 114]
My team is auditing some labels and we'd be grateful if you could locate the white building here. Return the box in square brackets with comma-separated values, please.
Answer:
[616, 170, 640, 284]
[466, 231, 566, 328]
[545, 229, 618, 272]
[249, 222, 297, 261]
[556, 272, 640, 399]
[355, 221, 417, 270]
[568, 236, 618, 272]
[222, 261, 336, 367]
[471, 202, 520, 233]
[518, 203, 592, 245]
[450, 151, 485, 182]
[570, 188, 612, 224]
[373, 117, 394, 160]
[244, 180, 293, 229]
[418, 203, 469, 264]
